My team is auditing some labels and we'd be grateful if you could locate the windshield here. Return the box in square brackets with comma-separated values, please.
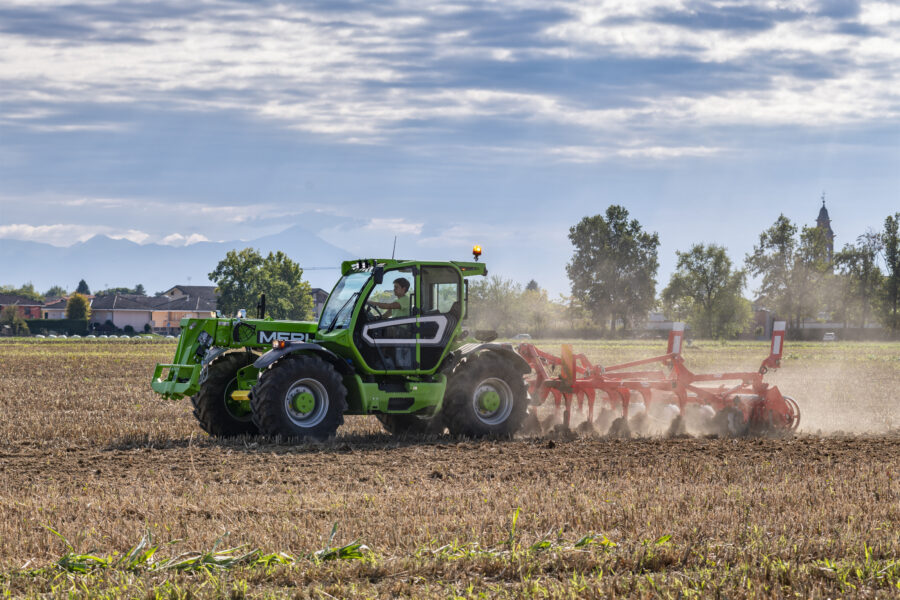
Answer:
[319, 272, 371, 331]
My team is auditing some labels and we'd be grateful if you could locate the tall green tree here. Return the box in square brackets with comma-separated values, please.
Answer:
[45, 285, 68, 297]
[792, 225, 831, 324]
[881, 213, 900, 332]
[834, 231, 883, 328]
[65, 293, 91, 320]
[467, 275, 523, 335]
[209, 248, 313, 320]
[467, 276, 566, 337]
[0, 283, 43, 302]
[95, 285, 146, 296]
[662, 244, 751, 339]
[745, 215, 795, 324]
[566, 205, 660, 332]
[745, 216, 830, 329]
[520, 287, 555, 338]
[75, 279, 91, 295]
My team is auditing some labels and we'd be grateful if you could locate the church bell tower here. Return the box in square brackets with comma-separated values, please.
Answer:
[816, 193, 834, 263]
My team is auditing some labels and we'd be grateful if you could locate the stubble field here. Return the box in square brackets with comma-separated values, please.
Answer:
[0, 338, 898, 598]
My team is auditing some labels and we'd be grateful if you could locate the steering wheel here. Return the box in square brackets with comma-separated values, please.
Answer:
[365, 302, 384, 321]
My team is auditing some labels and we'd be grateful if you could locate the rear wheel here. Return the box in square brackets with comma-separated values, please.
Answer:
[191, 352, 258, 438]
[251, 355, 347, 441]
[443, 354, 527, 438]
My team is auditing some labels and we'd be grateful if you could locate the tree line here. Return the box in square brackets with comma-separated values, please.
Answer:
[468, 206, 900, 339]
[0, 280, 146, 301]
[1, 249, 316, 333]
[4, 207, 898, 339]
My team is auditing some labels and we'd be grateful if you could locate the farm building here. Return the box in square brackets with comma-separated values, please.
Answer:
[0, 294, 43, 319]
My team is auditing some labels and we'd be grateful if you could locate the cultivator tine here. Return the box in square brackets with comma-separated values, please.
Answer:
[518, 321, 799, 438]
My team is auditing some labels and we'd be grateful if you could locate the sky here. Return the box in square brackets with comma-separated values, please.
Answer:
[1, 0, 898, 297]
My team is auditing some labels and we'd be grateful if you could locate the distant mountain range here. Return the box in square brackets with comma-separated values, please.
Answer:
[0, 225, 355, 294]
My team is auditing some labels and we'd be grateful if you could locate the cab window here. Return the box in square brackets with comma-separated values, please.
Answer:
[365, 270, 415, 320]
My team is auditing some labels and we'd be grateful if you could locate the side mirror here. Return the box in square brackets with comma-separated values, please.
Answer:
[373, 265, 384, 285]
[257, 293, 266, 319]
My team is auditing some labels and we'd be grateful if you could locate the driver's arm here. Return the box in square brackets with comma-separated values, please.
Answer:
[368, 300, 401, 310]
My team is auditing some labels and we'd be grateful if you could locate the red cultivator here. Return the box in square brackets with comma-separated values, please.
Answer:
[517, 322, 800, 438]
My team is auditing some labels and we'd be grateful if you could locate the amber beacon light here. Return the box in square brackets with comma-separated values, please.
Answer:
[472, 245, 482, 261]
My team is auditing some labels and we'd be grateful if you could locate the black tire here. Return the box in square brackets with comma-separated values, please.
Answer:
[190, 352, 259, 437]
[443, 353, 528, 438]
[376, 413, 445, 436]
[251, 355, 347, 441]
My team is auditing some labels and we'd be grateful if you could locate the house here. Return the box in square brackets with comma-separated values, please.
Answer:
[159, 285, 217, 303]
[33, 282, 321, 333]
[0, 294, 43, 319]
[644, 311, 677, 332]
[161, 284, 326, 320]
[89, 294, 157, 332]
[150, 293, 217, 334]
[42, 297, 70, 319]
[311, 287, 328, 319]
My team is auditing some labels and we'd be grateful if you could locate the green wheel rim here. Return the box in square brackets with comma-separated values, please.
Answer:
[479, 390, 501, 412]
[223, 377, 252, 420]
[470, 378, 514, 426]
[284, 379, 329, 427]
[292, 391, 315, 414]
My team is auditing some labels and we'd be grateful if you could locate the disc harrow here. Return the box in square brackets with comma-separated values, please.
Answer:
[517, 322, 800, 438]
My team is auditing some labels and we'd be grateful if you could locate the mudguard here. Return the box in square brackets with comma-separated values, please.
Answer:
[254, 342, 353, 376]
[447, 342, 532, 375]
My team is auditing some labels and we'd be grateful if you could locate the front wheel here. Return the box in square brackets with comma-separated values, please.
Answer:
[191, 352, 258, 437]
[251, 355, 347, 441]
[443, 354, 527, 438]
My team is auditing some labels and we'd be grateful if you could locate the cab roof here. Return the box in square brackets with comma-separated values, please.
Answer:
[340, 258, 487, 278]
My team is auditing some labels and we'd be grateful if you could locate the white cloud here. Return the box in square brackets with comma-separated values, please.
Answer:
[107, 229, 151, 244]
[0, 0, 894, 151]
[0, 224, 99, 246]
[0, 223, 151, 245]
[0, 223, 209, 247]
[550, 144, 724, 163]
[159, 233, 210, 246]
[364, 218, 424, 236]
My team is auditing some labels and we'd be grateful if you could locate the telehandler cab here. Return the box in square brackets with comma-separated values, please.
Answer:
[152, 251, 530, 441]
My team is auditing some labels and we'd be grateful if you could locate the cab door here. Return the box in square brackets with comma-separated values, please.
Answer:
[417, 265, 462, 371]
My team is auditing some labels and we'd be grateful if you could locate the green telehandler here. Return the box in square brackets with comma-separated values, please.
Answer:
[151, 251, 531, 441]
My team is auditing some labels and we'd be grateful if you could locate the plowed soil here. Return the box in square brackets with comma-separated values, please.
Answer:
[1, 339, 898, 598]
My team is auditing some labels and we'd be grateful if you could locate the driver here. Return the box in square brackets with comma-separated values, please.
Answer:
[367, 277, 410, 319]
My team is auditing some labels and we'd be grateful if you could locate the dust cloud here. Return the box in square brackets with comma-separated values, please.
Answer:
[767, 362, 899, 435]
[515, 346, 900, 439]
